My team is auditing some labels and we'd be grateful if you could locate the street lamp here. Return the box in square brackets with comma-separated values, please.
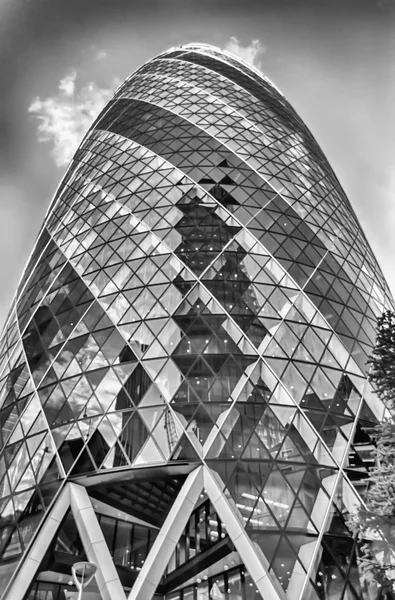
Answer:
[72, 561, 97, 600]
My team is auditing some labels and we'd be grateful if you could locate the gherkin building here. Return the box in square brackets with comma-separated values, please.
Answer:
[0, 44, 393, 600]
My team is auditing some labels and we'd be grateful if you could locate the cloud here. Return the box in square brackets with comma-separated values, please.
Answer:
[223, 37, 265, 71]
[58, 71, 76, 96]
[29, 71, 120, 167]
[89, 44, 107, 61]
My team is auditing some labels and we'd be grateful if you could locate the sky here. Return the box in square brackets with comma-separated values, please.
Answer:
[0, 0, 394, 330]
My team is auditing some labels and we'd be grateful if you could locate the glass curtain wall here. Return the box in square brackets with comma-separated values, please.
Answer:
[0, 43, 392, 600]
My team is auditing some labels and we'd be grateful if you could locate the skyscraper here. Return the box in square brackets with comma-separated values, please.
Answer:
[0, 43, 392, 600]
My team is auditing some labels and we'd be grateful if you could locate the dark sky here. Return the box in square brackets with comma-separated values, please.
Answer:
[1, 0, 395, 328]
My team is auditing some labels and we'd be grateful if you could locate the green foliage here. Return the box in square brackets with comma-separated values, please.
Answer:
[357, 543, 395, 596]
[368, 310, 395, 410]
[362, 421, 395, 517]
[350, 311, 395, 595]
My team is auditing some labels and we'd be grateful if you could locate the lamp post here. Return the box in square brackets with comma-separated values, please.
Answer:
[72, 561, 97, 600]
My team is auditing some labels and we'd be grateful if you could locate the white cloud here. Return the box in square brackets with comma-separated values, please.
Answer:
[96, 50, 107, 61]
[223, 37, 265, 71]
[89, 44, 107, 61]
[29, 72, 121, 167]
[58, 71, 76, 97]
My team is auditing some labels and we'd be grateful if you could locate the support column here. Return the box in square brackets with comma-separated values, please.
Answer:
[69, 482, 126, 600]
[4, 485, 70, 600]
[129, 465, 204, 600]
[204, 466, 284, 600]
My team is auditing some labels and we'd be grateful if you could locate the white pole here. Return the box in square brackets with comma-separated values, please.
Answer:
[72, 561, 97, 599]
[77, 564, 85, 600]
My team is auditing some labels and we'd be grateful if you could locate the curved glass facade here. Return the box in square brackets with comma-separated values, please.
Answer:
[0, 44, 393, 600]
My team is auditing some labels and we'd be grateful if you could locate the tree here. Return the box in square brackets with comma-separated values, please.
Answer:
[369, 311, 395, 411]
[349, 311, 395, 597]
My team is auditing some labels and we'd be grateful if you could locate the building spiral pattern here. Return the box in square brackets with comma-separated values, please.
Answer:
[0, 44, 393, 600]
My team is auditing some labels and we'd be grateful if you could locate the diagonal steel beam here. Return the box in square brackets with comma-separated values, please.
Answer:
[128, 465, 204, 600]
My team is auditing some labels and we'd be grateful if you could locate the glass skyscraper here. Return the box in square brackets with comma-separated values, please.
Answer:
[0, 44, 392, 600]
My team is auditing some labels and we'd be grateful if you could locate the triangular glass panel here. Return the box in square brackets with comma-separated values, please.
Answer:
[270, 535, 302, 592]
[170, 433, 200, 461]
[134, 415, 168, 465]
[172, 402, 219, 445]
[248, 530, 281, 567]
[226, 460, 273, 505]
[118, 411, 149, 463]
[240, 431, 272, 460]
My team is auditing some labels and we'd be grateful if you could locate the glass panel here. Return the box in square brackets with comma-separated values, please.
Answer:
[130, 523, 150, 570]
[227, 568, 243, 599]
[244, 570, 262, 599]
[113, 519, 131, 566]
[196, 581, 209, 600]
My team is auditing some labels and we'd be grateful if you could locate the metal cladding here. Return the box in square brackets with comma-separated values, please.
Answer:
[0, 44, 393, 599]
